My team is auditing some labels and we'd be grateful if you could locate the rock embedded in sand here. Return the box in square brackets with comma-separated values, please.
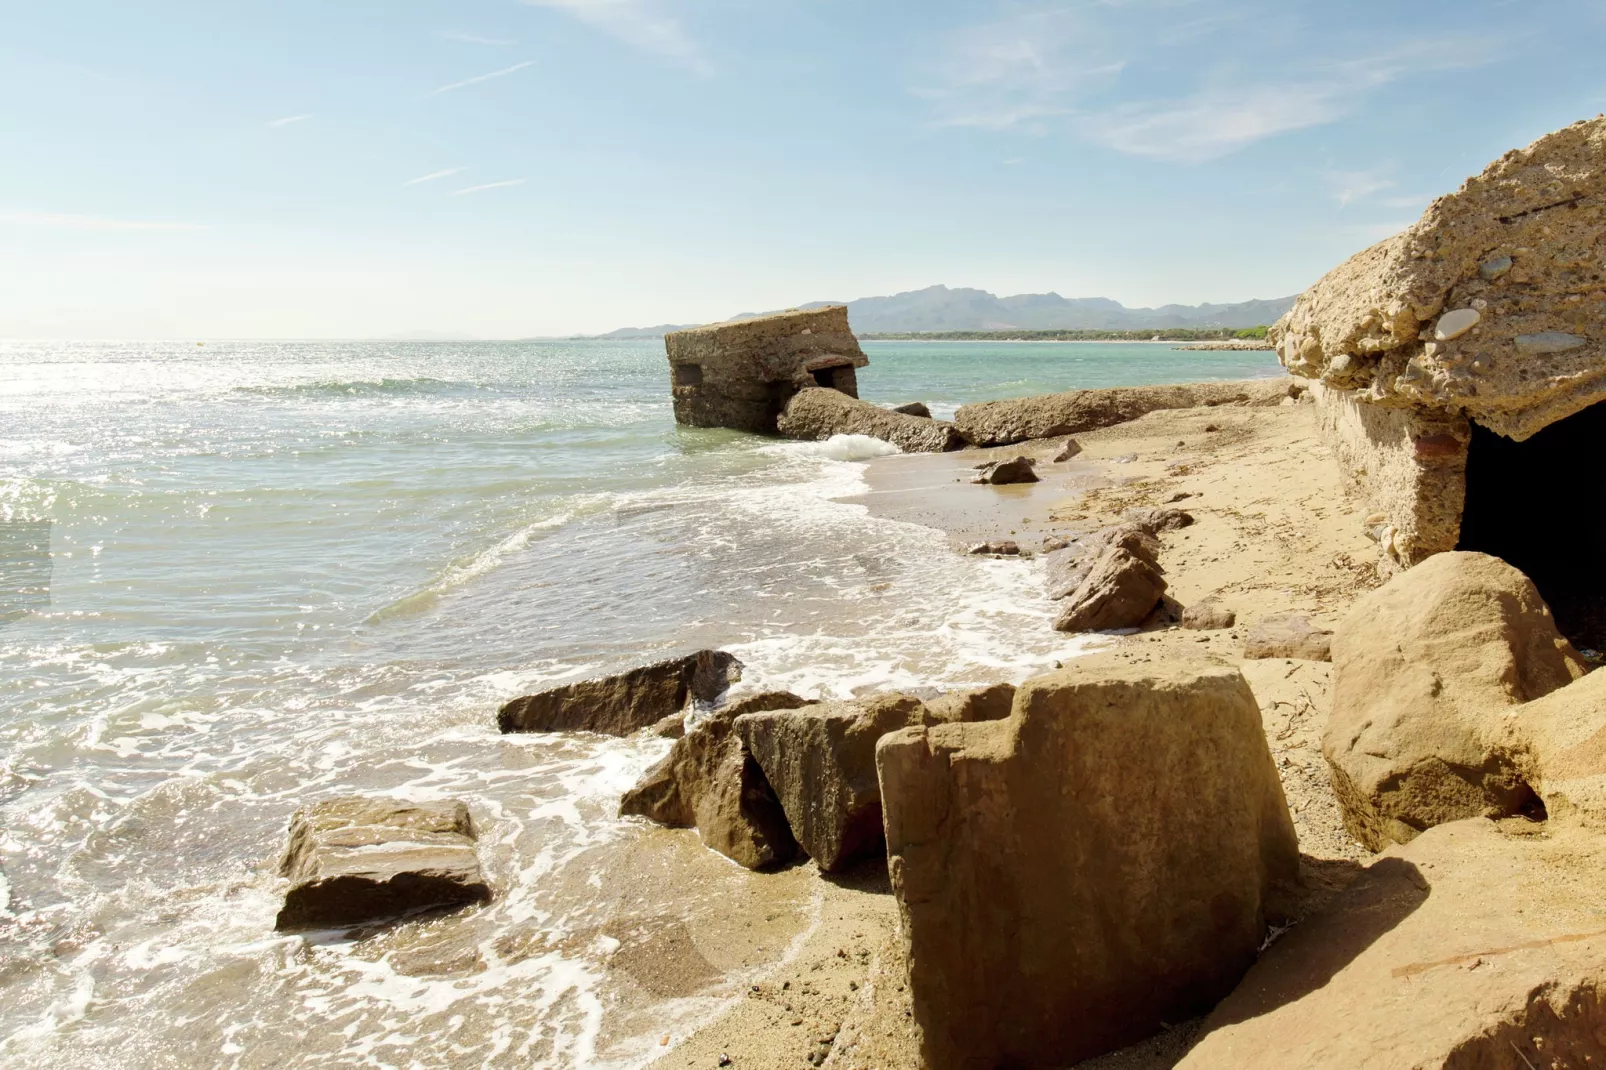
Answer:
[1052, 437, 1083, 462]
[952, 379, 1293, 447]
[776, 387, 963, 453]
[1044, 523, 1161, 601]
[735, 694, 926, 873]
[1324, 552, 1586, 851]
[1181, 601, 1236, 630]
[1121, 506, 1194, 532]
[1053, 545, 1167, 633]
[1177, 817, 1606, 1069]
[876, 655, 1299, 1069]
[275, 797, 491, 931]
[498, 649, 742, 736]
[620, 699, 800, 870]
[1241, 613, 1332, 661]
[970, 456, 1038, 485]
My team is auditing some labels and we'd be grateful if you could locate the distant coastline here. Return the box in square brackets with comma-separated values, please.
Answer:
[859, 327, 1272, 345]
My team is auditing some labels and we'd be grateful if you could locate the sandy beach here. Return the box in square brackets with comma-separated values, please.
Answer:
[647, 399, 1383, 1069]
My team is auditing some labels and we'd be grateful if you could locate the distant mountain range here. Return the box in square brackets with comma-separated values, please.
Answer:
[594, 285, 1297, 338]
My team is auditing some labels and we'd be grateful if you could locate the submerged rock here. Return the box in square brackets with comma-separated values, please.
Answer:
[497, 649, 741, 735]
[276, 797, 491, 932]
[735, 694, 926, 873]
[1324, 552, 1586, 850]
[776, 387, 963, 453]
[953, 379, 1292, 447]
[1178, 818, 1606, 1069]
[877, 655, 1298, 1069]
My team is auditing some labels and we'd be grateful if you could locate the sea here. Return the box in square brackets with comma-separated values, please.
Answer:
[0, 338, 1280, 1068]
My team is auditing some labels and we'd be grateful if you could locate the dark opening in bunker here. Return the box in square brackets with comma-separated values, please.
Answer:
[809, 365, 859, 396]
[1458, 400, 1606, 650]
[672, 363, 703, 387]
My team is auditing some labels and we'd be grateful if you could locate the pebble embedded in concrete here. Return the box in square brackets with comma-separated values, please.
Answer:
[1515, 331, 1586, 354]
[1433, 308, 1481, 341]
[1479, 255, 1513, 280]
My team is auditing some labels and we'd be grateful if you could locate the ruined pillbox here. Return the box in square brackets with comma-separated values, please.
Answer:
[665, 306, 870, 434]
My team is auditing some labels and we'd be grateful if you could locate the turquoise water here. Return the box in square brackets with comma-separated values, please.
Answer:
[0, 338, 1278, 1067]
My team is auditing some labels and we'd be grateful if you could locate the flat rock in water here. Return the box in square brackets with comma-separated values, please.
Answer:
[276, 797, 491, 931]
[877, 655, 1297, 1069]
[1054, 545, 1167, 632]
[1241, 614, 1333, 661]
[971, 456, 1038, 485]
[776, 388, 963, 453]
[735, 694, 926, 873]
[1178, 817, 1606, 1069]
[497, 649, 741, 735]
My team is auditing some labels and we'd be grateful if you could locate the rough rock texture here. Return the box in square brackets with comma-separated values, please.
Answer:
[276, 797, 491, 931]
[1053, 545, 1168, 633]
[877, 656, 1299, 1069]
[1273, 118, 1606, 442]
[1178, 817, 1606, 1070]
[735, 695, 925, 873]
[1242, 614, 1333, 661]
[1043, 519, 1168, 600]
[1122, 506, 1195, 532]
[619, 704, 799, 870]
[1182, 602, 1236, 630]
[953, 379, 1293, 447]
[776, 387, 964, 453]
[967, 540, 1020, 556]
[498, 650, 741, 735]
[719, 690, 813, 718]
[970, 456, 1039, 484]
[919, 683, 1015, 725]
[666, 306, 869, 434]
[1053, 436, 1083, 462]
[1324, 552, 1587, 850]
[891, 401, 931, 418]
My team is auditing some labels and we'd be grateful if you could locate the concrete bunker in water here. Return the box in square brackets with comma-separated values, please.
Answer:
[665, 306, 870, 434]
[1272, 117, 1606, 646]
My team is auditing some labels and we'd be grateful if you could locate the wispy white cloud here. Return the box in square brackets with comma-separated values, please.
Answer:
[0, 210, 209, 232]
[442, 31, 516, 45]
[266, 114, 311, 129]
[452, 179, 527, 196]
[406, 167, 465, 186]
[1323, 167, 1396, 208]
[427, 60, 536, 96]
[522, 0, 709, 74]
[920, 5, 1507, 162]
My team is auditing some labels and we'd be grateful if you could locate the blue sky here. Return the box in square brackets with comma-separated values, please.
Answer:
[2, 0, 1603, 338]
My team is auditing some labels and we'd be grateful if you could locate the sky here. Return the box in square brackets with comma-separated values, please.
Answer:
[1, 0, 1604, 339]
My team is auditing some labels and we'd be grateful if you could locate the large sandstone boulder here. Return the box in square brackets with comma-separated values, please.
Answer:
[498, 650, 741, 735]
[1324, 552, 1586, 851]
[953, 379, 1292, 447]
[1273, 117, 1606, 442]
[735, 694, 925, 873]
[920, 682, 1015, 725]
[1178, 817, 1606, 1069]
[776, 388, 964, 453]
[619, 696, 803, 870]
[1053, 545, 1167, 632]
[276, 797, 491, 931]
[877, 655, 1299, 1069]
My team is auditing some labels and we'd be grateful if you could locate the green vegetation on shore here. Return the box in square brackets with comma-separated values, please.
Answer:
[861, 326, 1270, 342]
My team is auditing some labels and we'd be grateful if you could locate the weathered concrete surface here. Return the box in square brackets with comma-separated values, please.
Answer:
[1325, 552, 1586, 851]
[276, 797, 491, 931]
[920, 683, 1015, 725]
[619, 704, 799, 870]
[1178, 817, 1606, 1070]
[1311, 382, 1471, 572]
[735, 695, 925, 873]
[776, 388, 964, 453]
[953, 379, 1294, 447]
[877, 655, 1298, 1069]
[1273, 117, 1606, 443]
[667, 306, 870, 434]
[498, 650, 741, 735]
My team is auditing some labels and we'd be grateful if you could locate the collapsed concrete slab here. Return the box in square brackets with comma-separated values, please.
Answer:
[666, 306, 870, 434]
[876, 654, 1298, 1069]
[952, 379, 1294, 447]
[276, 797, 491, 931]
[1271, 117, 1606, 644]
[775, 387, 964, 452]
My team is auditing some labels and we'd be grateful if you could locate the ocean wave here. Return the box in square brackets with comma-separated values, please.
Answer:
[231, 377, 488, 400]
